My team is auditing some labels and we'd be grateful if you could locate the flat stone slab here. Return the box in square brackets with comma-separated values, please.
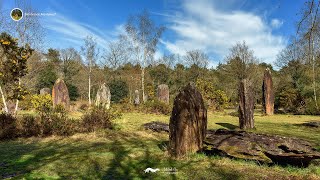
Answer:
[143, 121, 169, 133]
[143, 121, 320, 167]
[301, 121, 320, 128]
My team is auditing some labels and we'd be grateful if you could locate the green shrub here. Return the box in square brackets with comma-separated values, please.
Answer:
[81, 106, 122, 132]
[305, 99, 320, 115]
[109, 80, 129, 103]
[143, 100, 171, 115]
[31, 94, 52, 116]
[67, 83, 79, 101]
[0, 113, 18, 139]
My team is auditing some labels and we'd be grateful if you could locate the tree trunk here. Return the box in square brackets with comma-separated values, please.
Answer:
[0, 85, 8, 113]
[238, 79, 255, 129]
[14, 78, 21, 115]
[311, 34, 319, 110]
[88, 72, 91, 105]
[88, 61, 92, 105]
[141, 67, 146, 103]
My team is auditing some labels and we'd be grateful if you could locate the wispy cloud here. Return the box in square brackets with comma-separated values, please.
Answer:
[43, 14, 112, 49]
[271, 18, 283, 29]
[161, 0, 286, 64]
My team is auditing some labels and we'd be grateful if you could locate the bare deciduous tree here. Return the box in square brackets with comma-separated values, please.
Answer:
[296, 0, 320, 110]
[102, 39, 128, 70]
[123, 10, 165, 103]
[184, 50, 209, 68]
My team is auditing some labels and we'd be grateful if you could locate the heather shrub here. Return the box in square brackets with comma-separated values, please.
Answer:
[82, 106, 122, 132]
[0, 113, 18, 139]
[143, 100, 171, 115]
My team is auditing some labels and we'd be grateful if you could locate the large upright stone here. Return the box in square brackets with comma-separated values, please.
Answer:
[134, 90, 140, 105]
[95, 83, 111, 109]
[52, 78, 70, 110]
[157, 84, 169, 104]
[40, 88, 51, 95]
[262, 68, 274, 115]
[238, 79, 255, 129]
[169, 83, 207, 158]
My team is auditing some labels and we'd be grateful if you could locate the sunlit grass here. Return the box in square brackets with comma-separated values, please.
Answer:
[1, 110, 320, 179]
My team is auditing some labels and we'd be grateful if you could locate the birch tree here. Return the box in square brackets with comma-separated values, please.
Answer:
[123, 10, 165, 103]
[81, 36, 99, 105]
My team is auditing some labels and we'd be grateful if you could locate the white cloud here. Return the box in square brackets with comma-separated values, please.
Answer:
[161, 0, 286, 64]
[271, 19, 283, 29]
[42, 14, 122, 49]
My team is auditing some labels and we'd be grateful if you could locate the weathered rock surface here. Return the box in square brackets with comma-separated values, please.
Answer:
[134, 90, 140, 105]
[238, 79, 255, 129]
[40, 88, 51, 95]
[144, 122, 320, 167]
[157, 84, 169, 104]
[143, 121, 169, 133]
[169, 83, 207, 158]
[262, 68, 274, 115]
[95, 83, 111, 109]
[52, 78, 70, 110]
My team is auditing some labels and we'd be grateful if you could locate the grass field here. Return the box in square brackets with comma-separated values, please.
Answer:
[1, 111, 320, 179]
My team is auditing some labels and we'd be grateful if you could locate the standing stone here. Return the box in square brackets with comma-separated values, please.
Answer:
[238, 79, 255, 129]
[40, 88, 51, 95]
[52, 78, 70, 110]
[262, 68, 274, 115]
[157, 84, 169, 104]
[169, 83, 207, 158]
[95, 83, 111, 109]
[134, 90, 140, 105]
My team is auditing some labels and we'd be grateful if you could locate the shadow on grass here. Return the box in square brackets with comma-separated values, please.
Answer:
[0, 132, 180, 179]
[215, 123, 238, 130]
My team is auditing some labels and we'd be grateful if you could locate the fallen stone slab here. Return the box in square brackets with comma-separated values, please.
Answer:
[143, 122, 320, 167]
[143, 121, 169, 133]
[301, 121, 320, 128]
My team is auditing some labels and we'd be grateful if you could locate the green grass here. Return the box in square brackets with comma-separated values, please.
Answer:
[1, 111, 320, 179]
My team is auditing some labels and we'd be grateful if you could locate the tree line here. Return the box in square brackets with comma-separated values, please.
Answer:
[0, 1, 320, 115]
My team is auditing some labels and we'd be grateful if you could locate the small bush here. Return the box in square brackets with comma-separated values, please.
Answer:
[0, 113, 18, 139]
[305, 99, 320, 115]
[82, 106, 122, 132]
[20, 115, 41, 137]
[143, 100, 171, 115]
[31, 94, 52, 116]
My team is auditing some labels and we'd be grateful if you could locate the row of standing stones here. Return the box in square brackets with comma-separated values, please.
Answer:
[41, 70, 320, 167]
[40, 79, 171, 110]
[146, 69, 320, 167]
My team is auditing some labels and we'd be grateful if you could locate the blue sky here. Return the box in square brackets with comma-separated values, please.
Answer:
[1, 0, 306, 67]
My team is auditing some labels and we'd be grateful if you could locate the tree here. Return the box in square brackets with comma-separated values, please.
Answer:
[0, 0, 45, 114]
[123, 10, 165, 103]
[109, 80, 129, 103]
[0, 32, 33, 114]
[225, 41, 258, 129]
[60, 48, 81, 77]
[296, 0, 320, 110]
[81, 36, 99, 105]
[102, 38, 128, 79]
[184, 50, 209, 68]
[36, 62, 57, 91]
[160, 54, 177, 69]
